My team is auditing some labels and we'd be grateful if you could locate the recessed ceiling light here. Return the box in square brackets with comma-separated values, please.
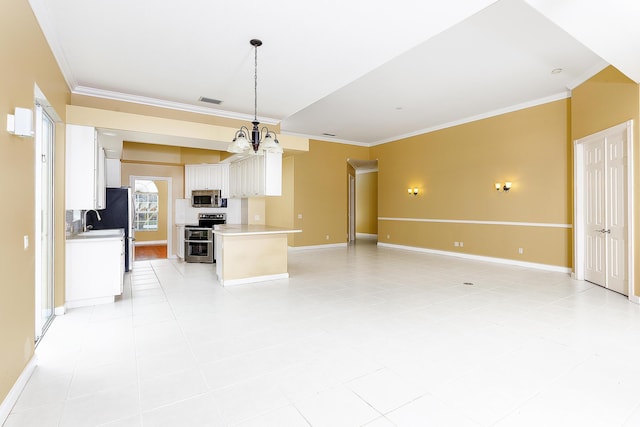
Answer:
[551, 68, 563, 74]
[199, 96, 223, 105]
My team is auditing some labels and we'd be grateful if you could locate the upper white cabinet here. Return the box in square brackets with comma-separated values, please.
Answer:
[105, 158, 121, 187]
[185, 163, 229, 198]
[229, 152, 282, 198]
[65, 124, 106, 210]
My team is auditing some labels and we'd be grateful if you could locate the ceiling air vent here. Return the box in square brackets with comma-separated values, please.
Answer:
[198, 96, 223, 105]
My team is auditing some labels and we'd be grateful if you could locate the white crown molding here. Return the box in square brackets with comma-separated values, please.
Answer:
[29, 0, 78, 90]
[72, 86, 280, 126]
[279, 130, 370, 147]
[370, 91, 572, 146]
[565, 59, 610, 90]
[356, 168, 378, 175]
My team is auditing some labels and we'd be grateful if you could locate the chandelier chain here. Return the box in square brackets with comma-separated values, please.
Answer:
[254, 42, 258, 122]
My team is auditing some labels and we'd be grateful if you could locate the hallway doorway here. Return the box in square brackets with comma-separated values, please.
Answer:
[347, 159, 378, 243]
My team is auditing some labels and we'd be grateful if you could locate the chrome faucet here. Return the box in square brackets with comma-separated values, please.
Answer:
[83, 209, 102, 232]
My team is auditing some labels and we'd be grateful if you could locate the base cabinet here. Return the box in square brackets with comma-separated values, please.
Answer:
[66, 236, 124, 308]
[176, 225, 185, 259]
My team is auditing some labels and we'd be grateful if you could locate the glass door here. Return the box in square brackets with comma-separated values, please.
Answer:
[35, 104, 55, 343]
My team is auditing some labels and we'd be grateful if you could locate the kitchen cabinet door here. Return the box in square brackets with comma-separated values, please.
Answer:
[66, 124, 105, 210]
[229, 162, 240, 198]
[185, 164, 230, 198]
[66, 237, 123, 307]
[227, 152, 281, 198]
[263, 151, 282, 196]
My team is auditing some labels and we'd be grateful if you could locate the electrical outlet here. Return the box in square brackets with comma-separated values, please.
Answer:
[325, 235, 330, 240]
[454, 241, 459, 247]
[297, 213, 303, 219]
[518, 247, 524, 254]
[386, 234, 390, 239]
[460, 242, 464, 247]
[23, 235, 29, 250]
[254, 214, 260, 221]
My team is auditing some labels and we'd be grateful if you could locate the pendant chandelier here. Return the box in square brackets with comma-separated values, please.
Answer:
[227, 39, 283, 155]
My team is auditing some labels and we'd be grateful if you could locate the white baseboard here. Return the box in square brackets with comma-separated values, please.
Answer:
[54, 305, 65, 316]
[289, 243, 348, 251]
[221, 273, 289, 286]
[135, 240, 167, 246]
[377, 242, 572, 274]
[0, 355, 37, 425]
[356, 233, 378, 240]
[65, 295, 115, 309]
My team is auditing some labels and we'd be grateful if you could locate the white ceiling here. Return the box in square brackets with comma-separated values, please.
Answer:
[29, 0, 640, 148]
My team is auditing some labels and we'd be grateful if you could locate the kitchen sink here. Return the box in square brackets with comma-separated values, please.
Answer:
[78, 229, 123, 237]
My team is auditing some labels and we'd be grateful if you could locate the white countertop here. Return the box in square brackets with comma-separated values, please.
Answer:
[66, 228, 125, 241]
[214, 224, 301, 236]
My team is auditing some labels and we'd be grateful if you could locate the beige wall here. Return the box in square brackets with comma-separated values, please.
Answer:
[356, 171, 378, 235]
[371, 99, 572, 267]
[571, 66, 640, 295]
[0, 0, 70, 405]
[266, 156, 295, 244]
[291, 140, 370, 246]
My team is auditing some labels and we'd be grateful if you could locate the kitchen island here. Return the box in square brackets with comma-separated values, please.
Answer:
[214, 224, 301, 286]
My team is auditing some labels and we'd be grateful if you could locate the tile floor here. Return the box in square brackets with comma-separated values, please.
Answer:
[5, 240, 640, 426]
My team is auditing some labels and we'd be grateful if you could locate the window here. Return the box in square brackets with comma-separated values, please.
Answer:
[134, 180, 159, 231]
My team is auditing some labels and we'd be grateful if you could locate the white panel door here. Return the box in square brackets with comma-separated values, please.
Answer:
[581, 124, 628, 295]
[584, 139, 606, 285]
[605, 130, 628, 294]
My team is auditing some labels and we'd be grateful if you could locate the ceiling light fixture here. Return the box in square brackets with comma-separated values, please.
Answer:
[227, 39, 283, 155]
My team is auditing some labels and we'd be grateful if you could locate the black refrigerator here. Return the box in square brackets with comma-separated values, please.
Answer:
[86, 187, 135, 272]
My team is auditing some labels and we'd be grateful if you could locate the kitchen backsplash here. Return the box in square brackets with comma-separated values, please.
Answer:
[66, 210, 83, 234]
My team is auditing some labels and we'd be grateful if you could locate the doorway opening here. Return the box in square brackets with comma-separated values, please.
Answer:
[573, 120, 635, 301]
[130, 176, 173, 261]
[347, 159, 378, 245]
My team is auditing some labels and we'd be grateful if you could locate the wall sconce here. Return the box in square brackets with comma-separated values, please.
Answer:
[6, 107, 34, 137]
[495, 182, 512, 192]
[407, 187, 419, 196]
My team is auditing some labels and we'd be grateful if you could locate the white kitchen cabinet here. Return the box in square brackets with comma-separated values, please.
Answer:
[228, 152, 282, 198]
[176, 225, 185, 259]
[65, 234, 124, 308]
[65, 124, 106, 210]
[105, 158, 121, 187]
[185, 163, 229, 198]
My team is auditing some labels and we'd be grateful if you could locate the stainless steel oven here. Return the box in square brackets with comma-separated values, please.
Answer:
[184, 227, 213, 263]
[184, 213, 226, 264]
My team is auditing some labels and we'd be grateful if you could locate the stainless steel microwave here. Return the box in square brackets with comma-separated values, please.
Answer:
[191, 189, 221, 208]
